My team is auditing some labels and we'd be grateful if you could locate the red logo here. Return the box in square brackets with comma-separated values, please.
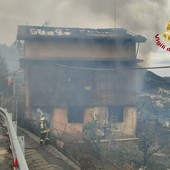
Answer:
[155, 21, 170, 51]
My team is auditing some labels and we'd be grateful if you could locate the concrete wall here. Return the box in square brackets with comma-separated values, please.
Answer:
[24, 41, 136, 60]
[51, 107, 136, 141]
[123, 107, 137, 136]
[51, 108, 83, 140]
[113, 107, 137, 138]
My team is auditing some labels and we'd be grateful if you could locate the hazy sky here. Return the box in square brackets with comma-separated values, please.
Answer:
[0, 0, 170, 76]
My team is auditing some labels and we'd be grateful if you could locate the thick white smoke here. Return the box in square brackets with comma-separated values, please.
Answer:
[0, 0, 168, 65]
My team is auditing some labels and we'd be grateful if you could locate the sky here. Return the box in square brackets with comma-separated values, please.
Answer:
[0, 0, 170, 76]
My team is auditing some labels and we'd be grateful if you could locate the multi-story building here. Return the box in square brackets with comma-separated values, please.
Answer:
[17, 25, 146, 140]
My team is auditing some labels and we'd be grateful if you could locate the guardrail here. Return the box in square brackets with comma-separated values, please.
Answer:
[0, 107, 29, 170]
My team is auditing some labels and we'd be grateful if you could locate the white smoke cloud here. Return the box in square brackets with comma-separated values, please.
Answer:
[0, 0, 169, 64]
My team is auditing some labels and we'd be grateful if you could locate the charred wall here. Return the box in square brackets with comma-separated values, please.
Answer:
[24, 60, 136, 108]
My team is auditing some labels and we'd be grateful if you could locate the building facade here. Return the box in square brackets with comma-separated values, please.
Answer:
[17, 25, 146, 140]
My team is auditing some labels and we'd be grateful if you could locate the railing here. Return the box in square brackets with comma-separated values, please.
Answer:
[0, 107, 29, 170]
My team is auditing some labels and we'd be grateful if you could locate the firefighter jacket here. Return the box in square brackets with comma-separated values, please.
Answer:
[40, 117, 49, 133]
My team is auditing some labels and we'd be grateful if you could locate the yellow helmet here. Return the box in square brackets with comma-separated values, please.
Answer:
[41, 115, 45, 121]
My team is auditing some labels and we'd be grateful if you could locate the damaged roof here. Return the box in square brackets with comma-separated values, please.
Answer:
[17, 25, 146, 43]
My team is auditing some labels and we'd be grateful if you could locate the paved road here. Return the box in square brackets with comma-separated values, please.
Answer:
[18, 127, 81, 170]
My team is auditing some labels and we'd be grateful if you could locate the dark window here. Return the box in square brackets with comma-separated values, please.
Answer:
[108, 106, 124, 123]
[67, 107, 84, 123]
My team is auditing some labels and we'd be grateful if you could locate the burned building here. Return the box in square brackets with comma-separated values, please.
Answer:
[17, 25, 146, 140]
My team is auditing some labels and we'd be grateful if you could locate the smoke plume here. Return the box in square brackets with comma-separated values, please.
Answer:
[66, 0, 169, 65]
[0, 0, 169, 65]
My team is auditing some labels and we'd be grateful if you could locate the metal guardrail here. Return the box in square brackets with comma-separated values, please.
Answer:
[0, 107, 29, 170]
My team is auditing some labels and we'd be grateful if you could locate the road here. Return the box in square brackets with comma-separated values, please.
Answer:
[18, 127, 81, 170]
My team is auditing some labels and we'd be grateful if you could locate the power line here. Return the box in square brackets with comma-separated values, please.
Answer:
[0, 69, 24, 78]
[54, 62, 170, 71]
[1, 64, 170, 78]
[6, 59, 19, 62]
[115, 0, 117, 28]
[7, 69, 24, 76]
[145, 66, 170, 70]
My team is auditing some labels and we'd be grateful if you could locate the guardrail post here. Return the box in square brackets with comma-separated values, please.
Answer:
[18, 136, 25, 156]
[13, 121, 17, 133]
[9, 112, 12, 121]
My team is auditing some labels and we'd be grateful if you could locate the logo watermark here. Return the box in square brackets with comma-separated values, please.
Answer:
[155, 21, 170, 51]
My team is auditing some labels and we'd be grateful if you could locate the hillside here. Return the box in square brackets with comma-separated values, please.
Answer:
[137, 70, 170, 121]
[141, 70, 170, 91]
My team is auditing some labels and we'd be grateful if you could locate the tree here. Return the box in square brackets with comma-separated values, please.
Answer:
[137, 121, 169, 167]
[82, 115, 110, 169]
[0, 53, 8, 95]
[0, 53, 8, 74]
[83, 114, 108, 143]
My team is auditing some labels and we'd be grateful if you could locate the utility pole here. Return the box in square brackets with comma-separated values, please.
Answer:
[12, 74, 18, 121]
[25, 67, 31, 119]
[15, 97, 18, 122]
[12, 74, 16, 121]
[115, 0, 117, 28]
[0, 94, 1, 107]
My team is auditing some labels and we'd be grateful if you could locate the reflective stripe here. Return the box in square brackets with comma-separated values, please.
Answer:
[41, 129, 49, 133]
[40, 120, 47, 130]
[40, 123, 44, 129]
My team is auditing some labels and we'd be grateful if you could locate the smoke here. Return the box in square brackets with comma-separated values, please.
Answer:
[66, 0, 168, 66]
[0, 0, 169, 65]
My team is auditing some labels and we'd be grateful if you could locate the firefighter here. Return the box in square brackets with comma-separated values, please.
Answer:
[39, 115, 49, 145]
